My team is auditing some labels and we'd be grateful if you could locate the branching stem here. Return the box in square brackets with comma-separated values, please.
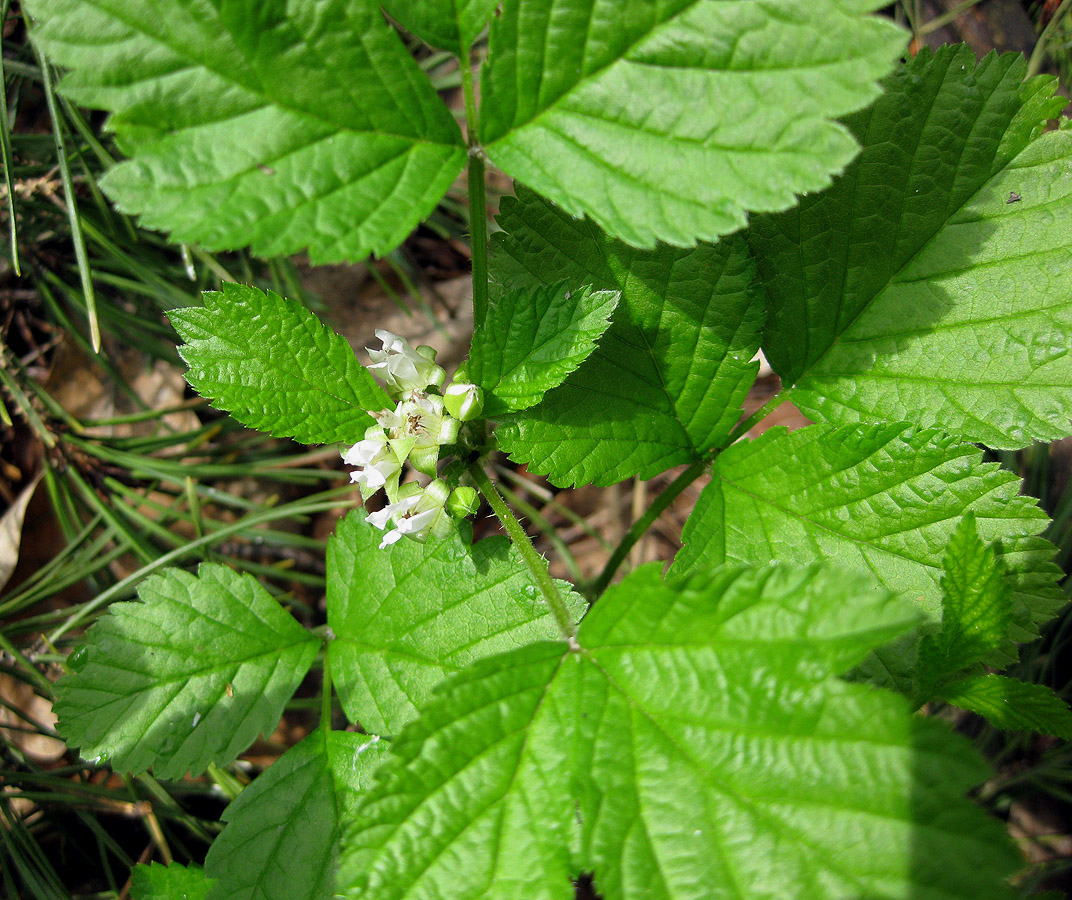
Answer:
[470, 464, 577, 642]
[592, 391, 788, 594]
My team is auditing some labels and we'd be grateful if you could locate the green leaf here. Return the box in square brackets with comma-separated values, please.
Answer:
[205, 730, 388, 900]
[382, 0, 498, 54]
[170, 283, 390, 446]
[338, 564, 1018, 900]
[917, 514, 1013, 689]
[752, 46, 1072, 448]
[26, 0, 466, 263]
[938, 674, 1072, 739]
[326, 511, 583, 735]
[55, 564, 319, 778]
[491, 187, 763, 486]
[468, 282, 618, 415]
[131, 863, 213, 900]
[478, 0, 904, 248]
[672, 423, 1063, 683]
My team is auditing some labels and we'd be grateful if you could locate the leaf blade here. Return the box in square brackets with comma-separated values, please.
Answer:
[939, 674, 1072, 740]
[26, 0, 466, 263]
[673, 423, 1063, 683]
[479, 0, 904, 248]
[325, 512, 582, 735]
[338, 564, 1018, 900]
[469, 282, 618, 415]
[752, 47, 1072, 447]
[205, 730, 388, 900]
[55, 564, 319, 778]
[171, 283, 391, 446]
[491, 188, 763, 486]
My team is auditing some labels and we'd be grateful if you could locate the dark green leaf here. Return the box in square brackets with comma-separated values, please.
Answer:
[338, 564, 1017, 900]
[326, 511, 583, 735]
[131, 863, 213, 900]
[752, 47, 1072, 447]
[469, 282, 618, 415]
[673, 423, 1063, 684]
[491, 187, 763, 486]
[26, 0, 466, 263]
[171, 283, 390, 446]
[917, 514, 1013, 689]
[382, 0, 498, 54]
[205, 730, 388, 900]
[55, 564, 319, 778]
[939, 674, 1072, 739]
[479, 0, 904, 248]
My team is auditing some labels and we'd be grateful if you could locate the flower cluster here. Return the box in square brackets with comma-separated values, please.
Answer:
[344, 330, 482, 548]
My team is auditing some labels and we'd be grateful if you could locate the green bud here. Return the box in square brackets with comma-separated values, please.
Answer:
[409, 444, 440, 477]
[447, 485, 480, 518]
[443, 382, 484, 422]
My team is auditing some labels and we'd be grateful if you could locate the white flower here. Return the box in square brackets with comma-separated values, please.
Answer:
[342, 425, 401, 498]
[367, 480, 452, 549]
[374, 394, 460, 475]
[367, 329, 445, 397]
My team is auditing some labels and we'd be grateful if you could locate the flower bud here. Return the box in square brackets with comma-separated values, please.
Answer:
[409, 444, 440, 478]
[443, 382, 484, 422]
[447, 485, 479, 518]
[367, 329, 446, 396]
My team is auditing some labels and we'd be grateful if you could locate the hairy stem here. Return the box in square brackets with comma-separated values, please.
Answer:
[470, 464, 577, 642]
[589, 459, 706, 597]
[592, 390, 788, 594]
[461, 44, 489, 326]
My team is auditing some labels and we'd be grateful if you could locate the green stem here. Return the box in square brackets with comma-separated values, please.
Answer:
[320, 649, 333, 732]
[592, 390, 788, 595]
[470, 464, 577, 643]
[461, 42, 489, 327]
[1027, 0, 1072, 80]
[589, 459, 706, 598]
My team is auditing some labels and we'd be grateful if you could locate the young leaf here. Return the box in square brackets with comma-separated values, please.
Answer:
[673, 423, 1063, 683]
[468, 282, 618, 415]
[25, 0, 466, 263]
[381, 0, 498, 55]
[752, 46, 1072, 448]
[478, 0, 905, 249]
[938, 674, 1072, 739]
[55, 564, 319, 779]
[131, 863, 213, 900]
[170, 284, 390, 446]
[205, 730, 388, 900]
[326, 512, 583, 735]
[917, 514, 1013, 689]
[491, 187, 763, 486]
[338, 564, 1018, 900]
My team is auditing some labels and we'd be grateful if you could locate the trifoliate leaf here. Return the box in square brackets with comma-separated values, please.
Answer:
[338, 564, 1018, 900]
[382, 0, 498, 54]
[205, 730, 388, 900]
[938, 674, 1072, 740]
[131, 863, 213, 900]
[478, 0, 904, 249]
[917, 514, 1013, 690]
[491, 187, 763, 486]
[673, 423, 1062, 684]
[26, 0, 466, 263]
[326, 511, 583, 735]
[170, 284, 390, 446]
[468, 282, 618, 415]
[752, 46, 1072, 447]
[55, 564, 319, 779]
